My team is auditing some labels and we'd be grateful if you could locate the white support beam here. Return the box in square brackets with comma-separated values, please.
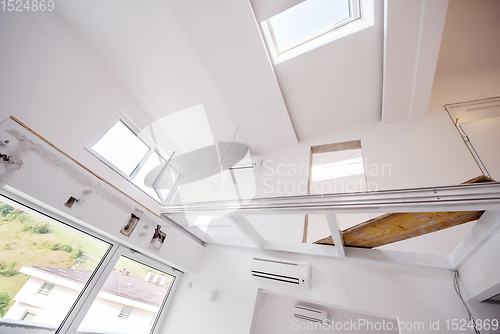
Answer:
[450, 210, 500, 268]
[346, 247, 454, 270]
[229, 215, 265, 248]
[325, 214, 345, 258]
[263, 240, 341, 258]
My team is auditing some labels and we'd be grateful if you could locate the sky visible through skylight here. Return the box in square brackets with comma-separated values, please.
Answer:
[92, 120, 150, 177]
[269, 0, 351, 52]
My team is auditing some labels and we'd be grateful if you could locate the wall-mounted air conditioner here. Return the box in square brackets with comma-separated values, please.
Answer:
[250, 257, 311, 289]
[294, 304, 328, 323]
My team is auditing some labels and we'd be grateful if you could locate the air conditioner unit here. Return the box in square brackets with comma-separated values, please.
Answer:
[294, 304, 328, 323]
[250, 257, 311, 289]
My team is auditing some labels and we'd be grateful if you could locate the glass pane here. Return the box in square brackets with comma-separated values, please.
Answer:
[269, 0, 351, 52]
[310, 148, 366, 194]
[132, 151, 166, 202]
[92, 120, 150, 176]
[78, 256, 175, 334]
[0, 199, 111, 330]
[153, 156, 181, 204]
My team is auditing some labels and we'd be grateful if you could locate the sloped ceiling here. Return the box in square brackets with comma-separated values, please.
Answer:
[428, 0, 500, 115]
[54, 0, 446, 154]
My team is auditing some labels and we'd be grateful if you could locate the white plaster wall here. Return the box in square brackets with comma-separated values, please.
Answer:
[79, 297, 155, 334]
[5, 277, 79, 325]
[252, 292, 399, 334]
[160, 243, 491, 334]
[254, 111, 480, 200]
[0, 9, 165, 212]
[0, 119, 203, 273]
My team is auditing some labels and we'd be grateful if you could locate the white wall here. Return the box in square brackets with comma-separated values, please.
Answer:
[0, 9, 165, 212]
[252, 292, 399, 334]
[0, 119, 203, 273]
[253, 111, 480, 200]
[161, 243, 498, 334]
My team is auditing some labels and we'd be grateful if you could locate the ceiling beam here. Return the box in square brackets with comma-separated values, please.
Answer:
[450, 210, 500, 269]
[325, 214, 345, 258]
[229, 215, 265, 248]
[382, 0, 448, 123]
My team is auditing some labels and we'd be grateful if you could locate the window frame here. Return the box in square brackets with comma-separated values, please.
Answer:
[85, 113, 181, 204]
[0, 187, 182, 334]
[20, 310, 36, 322]
[259, 0, 376, 65]
[118, 305, 134, 320]
[266, 0, 361, 55]
[36, 282, 56, 296]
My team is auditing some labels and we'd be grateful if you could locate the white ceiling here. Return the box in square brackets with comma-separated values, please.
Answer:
[434, 0, 500, 76]
[54, 0, 446, 154]
[428, 0, 500, 115]
[256, 0, 384, 141]
[52, 0, 380, 155]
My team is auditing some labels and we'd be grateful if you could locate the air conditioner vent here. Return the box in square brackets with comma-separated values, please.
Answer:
[250, 257, 311, 289]
[294, 304, 328, 323]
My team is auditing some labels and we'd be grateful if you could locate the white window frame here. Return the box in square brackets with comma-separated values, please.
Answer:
[261, 0, 374, 64]
[21, 310, 36, 321]
[267, 0, 361, 55]
[118, 305, 134, 320]
[36, 282, 55, 296]
[0, 188, 182, 334]
[85, 112, 181, 204]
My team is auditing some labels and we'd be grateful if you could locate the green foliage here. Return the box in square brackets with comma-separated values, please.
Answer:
[0, 203, 14, 217]
[0, 260, 18, 277]
[49, 242, 73, 253]
[22, 222, 50, 234]
[0, 292, 10, 316]
[3, 242, 12, 250]
[0, 203, 33, 224]
[69, 248, 82, 260]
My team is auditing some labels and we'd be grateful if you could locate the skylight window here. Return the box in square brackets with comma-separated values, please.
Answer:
[86, 113, 181, 204]
[92, 120, 150, 177]
[267, 0, 360, 54]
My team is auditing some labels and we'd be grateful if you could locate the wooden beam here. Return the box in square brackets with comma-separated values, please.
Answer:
[341, 211, 484, 248]
[313, 176, 496, 248]
[314, 212, 483, 248]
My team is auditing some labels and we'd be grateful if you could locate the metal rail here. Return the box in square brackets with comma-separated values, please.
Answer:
[161, 182, 500, 216]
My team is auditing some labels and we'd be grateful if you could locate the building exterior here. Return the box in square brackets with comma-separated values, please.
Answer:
[5, 266, 169, 334]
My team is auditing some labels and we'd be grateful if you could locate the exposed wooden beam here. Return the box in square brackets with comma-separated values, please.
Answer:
[332, 211, 482, 248]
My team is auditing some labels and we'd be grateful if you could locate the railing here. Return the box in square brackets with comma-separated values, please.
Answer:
[160, 182, 500, 269]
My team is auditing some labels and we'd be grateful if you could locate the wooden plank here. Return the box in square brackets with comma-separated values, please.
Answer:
[340, 211, 484, 248]
[313, 176, 495, 247]
[462, 175, 495, 184]
[314, 211, 484, 247]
